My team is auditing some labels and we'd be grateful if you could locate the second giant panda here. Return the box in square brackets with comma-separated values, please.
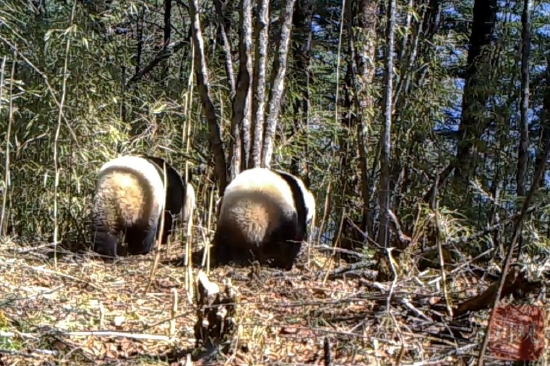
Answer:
[92, 155, 194, 258]
[212, 167, 316, 270]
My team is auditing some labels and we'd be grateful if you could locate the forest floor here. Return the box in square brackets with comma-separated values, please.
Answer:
[0, 237, 547, 366]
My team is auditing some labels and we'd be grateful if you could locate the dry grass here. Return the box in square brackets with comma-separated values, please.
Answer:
[0, 237, 548, 366]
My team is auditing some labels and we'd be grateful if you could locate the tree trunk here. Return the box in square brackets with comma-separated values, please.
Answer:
[227, 0, 253, 180]
[188, 0, 228, 194]
[453, 0, 498, 187]
[161, 0, 172, 83]
[289, 0, 313, 181]
[516, 0, 532, 197]
[338, 0, 378, 262]
[376, 0, 396, 280]
[249, 0, 270, 169]
[535, 54, 550, 188]
[261, 0, 297, 168]
[354, 0, 378, 243]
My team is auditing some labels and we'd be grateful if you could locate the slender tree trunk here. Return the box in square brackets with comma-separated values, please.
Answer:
[261, 0, 297, 168]
[422, 0, 441, 42]
[289, 0, 313, 179]
[535, 55, 550, 188]
[516, 0, 532, 197]
[227, 0, 253, 180]
[375, 0, 395, 280]
[377, 0, 395, 249]
[249, 0, 270, 169]
[337, 0, 378, 262]
[354, 0, 378, 241]
[161, 0, 172, 83]
[188, 0, 228, 194]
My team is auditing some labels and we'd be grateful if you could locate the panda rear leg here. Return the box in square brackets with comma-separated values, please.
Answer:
[211, 231, 232, 266]
[265, 221, 301, 270]
[126, 225, 158, 255]
[93, 226, 120, 259]
[279, 239, 302, 270]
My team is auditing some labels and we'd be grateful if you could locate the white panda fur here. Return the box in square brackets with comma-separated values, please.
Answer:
[93, 155, 193, 258]
[182, 182, 196, 223]
[212, 167, 315, 270]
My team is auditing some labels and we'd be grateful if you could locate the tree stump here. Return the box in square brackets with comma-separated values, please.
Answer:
[194, 270, 238, 350]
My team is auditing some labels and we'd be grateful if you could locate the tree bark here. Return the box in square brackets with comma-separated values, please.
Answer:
[261, 0, 297, 168]
[249, 0, 271, 169]
[454, 0, 498, 187]
[337, 0, 378, 262]
[289, 0, 313, 181]
[535, 55, 550, 188]
[188, 0, 228, 194]
[227, 0, 253, 180]
[516, 0, 532, 197]
[375, 0, 395, 281]
[353, 0, 378, 242]
[161, 0, 172, 82]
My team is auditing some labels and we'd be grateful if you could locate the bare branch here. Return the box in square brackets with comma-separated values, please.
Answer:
[213, 0, 236, 95]
[126, 40, 188, 87]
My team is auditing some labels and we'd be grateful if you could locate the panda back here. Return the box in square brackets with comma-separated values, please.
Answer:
[219, 168, 296, 244]
[222, 168, 296, 217]
[97, 156, 166, 225]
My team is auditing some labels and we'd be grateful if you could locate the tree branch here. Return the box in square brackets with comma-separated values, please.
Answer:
[213, 0, 236, 95]
[126, 40, 188, 87]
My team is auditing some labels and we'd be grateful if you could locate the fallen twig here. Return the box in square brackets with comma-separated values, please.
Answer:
[65, 331, 171, 340]
[20, 263, 101, 290]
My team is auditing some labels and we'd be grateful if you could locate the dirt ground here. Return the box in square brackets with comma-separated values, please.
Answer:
[0, 238, 547, 365]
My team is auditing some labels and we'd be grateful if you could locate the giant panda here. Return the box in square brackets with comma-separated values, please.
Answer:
[212, 167, 316, 270]
[92, 155, 193, 258]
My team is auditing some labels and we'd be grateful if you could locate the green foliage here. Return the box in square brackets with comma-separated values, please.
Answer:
[0, 0, 549, 263]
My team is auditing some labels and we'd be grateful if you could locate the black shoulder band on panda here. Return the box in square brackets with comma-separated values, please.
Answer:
[92, 155, 195, 258]
[212, 167, 316, 270]
[140, 155, 193, 244]
[272, 169, 316, 238]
